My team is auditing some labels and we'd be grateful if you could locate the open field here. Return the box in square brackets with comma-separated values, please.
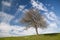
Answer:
[0, 33, 60, 40]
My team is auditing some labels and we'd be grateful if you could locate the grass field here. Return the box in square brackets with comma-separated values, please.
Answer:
[0, 33, 60, 40]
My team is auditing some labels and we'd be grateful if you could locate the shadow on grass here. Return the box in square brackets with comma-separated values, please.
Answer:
[43, 33, 59, 36]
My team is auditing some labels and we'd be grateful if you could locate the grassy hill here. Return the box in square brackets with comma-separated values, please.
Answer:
[0, 33, 60, 40]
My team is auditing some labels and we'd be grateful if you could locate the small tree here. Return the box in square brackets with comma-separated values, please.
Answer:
[20, 9, 47, 35]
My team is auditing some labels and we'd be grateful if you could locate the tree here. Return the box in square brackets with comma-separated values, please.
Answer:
[20, 9, 47, 35]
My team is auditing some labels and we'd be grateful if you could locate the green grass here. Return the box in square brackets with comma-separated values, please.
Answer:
[0, 33, 60, 40]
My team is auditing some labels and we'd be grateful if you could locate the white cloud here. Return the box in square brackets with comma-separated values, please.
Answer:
[18, 5, 25, 11]
[14, 5, 25, 17]
[38, 22, 58, 34]
[43, 11, 60, 33]
[0, 22, 23, 37]
[0, 22, 59, 37]
[46, 4, 51, 6]
[0, 23, 11, 32]
[23, 9, 29, 13]
[31, 0, 48, 11]
[46, 25, 57, 33]
[0, 22, 36, 37]
[0, 12, 14, 23]
[44, 11, 57, 21]
[2, 1, 11, 7]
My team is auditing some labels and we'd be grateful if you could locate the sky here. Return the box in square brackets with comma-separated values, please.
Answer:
[0, 0, 60, 37]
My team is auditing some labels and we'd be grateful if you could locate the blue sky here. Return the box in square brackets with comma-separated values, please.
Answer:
[0, 0, 60, 37]
[0, 0, 60, 16]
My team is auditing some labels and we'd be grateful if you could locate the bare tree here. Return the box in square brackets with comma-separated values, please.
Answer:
[20, 9, 47, 35]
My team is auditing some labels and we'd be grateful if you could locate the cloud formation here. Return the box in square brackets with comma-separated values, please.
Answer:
[31, 0, 48, 11]
[0, 12, 14, 23]
[2, 1, 11, 7]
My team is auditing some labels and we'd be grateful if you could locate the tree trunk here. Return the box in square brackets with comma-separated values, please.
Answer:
[35, 26, 38, 35]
